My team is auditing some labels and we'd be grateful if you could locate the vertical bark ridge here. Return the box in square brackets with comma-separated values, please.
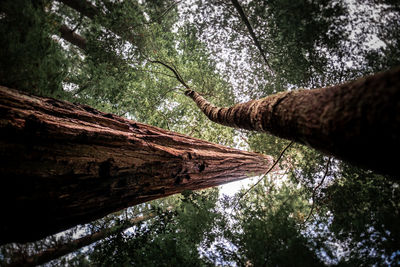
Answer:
[185, 67, 400, 176]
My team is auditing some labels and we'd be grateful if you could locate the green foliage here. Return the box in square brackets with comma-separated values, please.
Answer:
[0, 0, 68, 95]
[88, 189, 219, 267]
[363, 0, 400, 71]
[208, 179, 324, 266]
[249, 0, 347, 88]
[325, 164, 400, 265]
[1, 0, 400, 265]
[180, 0, 349, 101]
[248, 132, 292, 159]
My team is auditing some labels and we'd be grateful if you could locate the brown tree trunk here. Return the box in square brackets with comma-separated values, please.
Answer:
[58, 24, 87, 50]
[0, 86, 273, 244]
[58, 0, 138, 45]
[8, 212, 158, 267]
[185, 67, 400, 176]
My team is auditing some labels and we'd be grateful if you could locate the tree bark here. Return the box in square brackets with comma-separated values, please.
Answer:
[185, 67, 400, 176]
[0, 86, 273, 244]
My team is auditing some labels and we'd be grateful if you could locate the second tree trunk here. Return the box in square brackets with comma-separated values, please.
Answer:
[185, 67, 400, 176]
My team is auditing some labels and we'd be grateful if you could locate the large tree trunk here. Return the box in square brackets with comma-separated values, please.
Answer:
[185, 67, 400, 176]
[0, 86, 272, 244]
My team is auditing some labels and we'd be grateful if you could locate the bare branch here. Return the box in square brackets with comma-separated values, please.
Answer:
[303, 157, 332, 224]
[235, 141, 294, 205]
[230, 0, 274, 75]
[149, 60, 190, 90]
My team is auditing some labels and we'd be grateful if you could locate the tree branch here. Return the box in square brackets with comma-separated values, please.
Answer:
[8, 210, 166, 267]
[303, 157, 332, 224]
[235, 141, 294, 205]
[149, 60, 190, 90]
[58, 24, 87, 50]
[230, 0, 274, 74]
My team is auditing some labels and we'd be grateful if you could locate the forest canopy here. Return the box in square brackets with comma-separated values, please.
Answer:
[0, 0, 399, 266]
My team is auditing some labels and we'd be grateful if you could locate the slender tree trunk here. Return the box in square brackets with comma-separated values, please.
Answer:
[57, 0, 99, 20]
[58, 24, 87, 50]
[0, 86, 273, 244]
[185, 67, 400, 176]
[8, 212, 159, 267]
[57, 0, 138, 45]
[230, 0, 273, 74]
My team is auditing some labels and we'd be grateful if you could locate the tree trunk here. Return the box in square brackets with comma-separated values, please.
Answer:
[58, 24, 87, 50]
[8, 212, 159, 267]
[58, 0, 137, 45]
[57, 0, 99, 20]
[185, 67, 400, 176]
[0, 86, 273, 244]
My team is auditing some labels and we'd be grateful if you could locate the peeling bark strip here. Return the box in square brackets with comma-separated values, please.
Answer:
[185, 67, 400, 176]
[0, 86, 272, 244]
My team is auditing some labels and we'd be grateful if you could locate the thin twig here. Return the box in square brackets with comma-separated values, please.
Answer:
[139, 0, 182, 25]
[136, 68, 177, 79]
[156, 1, 182, 23]
[149, 60, 190, 90]
[235, 141, 294, 206]
[147, 86, 181, 114]
[156, 110, 171, 130]
[303, 157, 332, 224]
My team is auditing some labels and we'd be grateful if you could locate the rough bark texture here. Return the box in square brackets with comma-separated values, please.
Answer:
[9, 213, 157, 267]
[0, 86, 273, 244]
[185, 67, 400, 176]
